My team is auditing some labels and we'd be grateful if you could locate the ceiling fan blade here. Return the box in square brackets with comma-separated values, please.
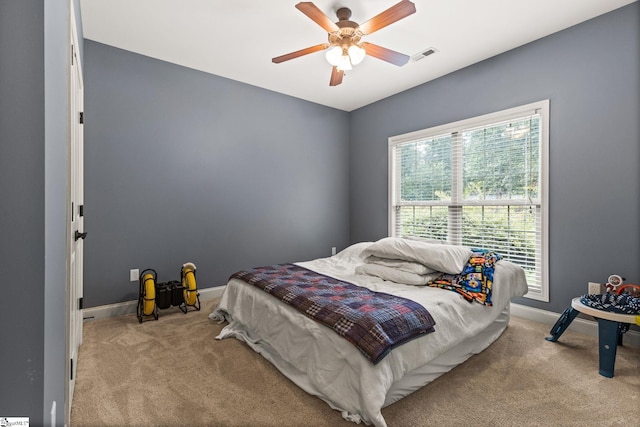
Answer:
[362, 42, 410, 66]
[272, 43, 329, 64]
[329, 66, 343, 86]
[358, 0, 416, 35]
[295, 2, 340, 33]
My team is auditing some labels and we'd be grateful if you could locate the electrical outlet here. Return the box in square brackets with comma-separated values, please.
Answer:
[331, 247, 337, 256]
[130, 269, 139, 282]
[588, 282, 602, 295]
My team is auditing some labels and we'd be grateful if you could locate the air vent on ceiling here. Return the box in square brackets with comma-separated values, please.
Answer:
[411, 47, 438, 62]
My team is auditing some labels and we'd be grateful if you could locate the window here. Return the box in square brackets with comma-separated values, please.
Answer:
[388, 101, 549, 301]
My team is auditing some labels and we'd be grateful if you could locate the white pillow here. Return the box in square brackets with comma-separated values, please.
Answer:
[355, 263, 442, 286]
[405, 236, 445, 245]
[333, 242, 373, 263]
[364, 255, 436, 275]
[361, 237, 472, 275]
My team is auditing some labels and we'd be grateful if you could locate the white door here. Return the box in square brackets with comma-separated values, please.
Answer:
[66, 3, 85, 425]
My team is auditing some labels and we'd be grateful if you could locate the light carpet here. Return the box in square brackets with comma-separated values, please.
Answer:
[71, 299, 639, 426]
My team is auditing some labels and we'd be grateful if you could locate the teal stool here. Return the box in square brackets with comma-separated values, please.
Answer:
[545, 297, 637, 378]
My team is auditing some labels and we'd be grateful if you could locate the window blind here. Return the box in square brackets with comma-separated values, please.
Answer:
[389, 101, 549, 301]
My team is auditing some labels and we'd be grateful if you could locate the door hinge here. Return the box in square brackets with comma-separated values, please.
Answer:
[70, 358, 74, 381]
[79, 112, 84, 124]
[79, 204, 84, 217]
[78, 297, 83, 310]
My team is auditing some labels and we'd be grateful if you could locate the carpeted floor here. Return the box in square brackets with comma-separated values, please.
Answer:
[71, 299, 640, 427]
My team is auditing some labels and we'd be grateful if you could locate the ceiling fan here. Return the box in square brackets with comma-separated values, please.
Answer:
[272, 1, 416, 86]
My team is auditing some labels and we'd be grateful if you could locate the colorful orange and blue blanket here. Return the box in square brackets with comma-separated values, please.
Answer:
[230, 264, 436, 364]
[428, 249, 500, 305]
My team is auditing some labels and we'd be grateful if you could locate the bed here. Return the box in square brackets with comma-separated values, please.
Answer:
[210, 238, 528, 427]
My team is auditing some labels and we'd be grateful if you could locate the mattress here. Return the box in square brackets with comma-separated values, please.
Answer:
[211, 242, 528, 426]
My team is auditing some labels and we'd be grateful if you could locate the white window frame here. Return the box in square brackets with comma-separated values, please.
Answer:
[388, 100, 549, 302]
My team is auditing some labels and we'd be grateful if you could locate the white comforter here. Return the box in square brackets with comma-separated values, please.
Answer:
[210, 242, 528, 426]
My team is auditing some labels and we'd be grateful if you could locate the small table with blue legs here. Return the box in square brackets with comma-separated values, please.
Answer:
[545, 297, 638, 378]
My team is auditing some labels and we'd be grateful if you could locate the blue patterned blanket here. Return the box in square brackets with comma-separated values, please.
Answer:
[428, 249, 500, 305]
[230, 264, 436, 364]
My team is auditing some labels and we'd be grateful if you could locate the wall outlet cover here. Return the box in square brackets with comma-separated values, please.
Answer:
[130, 269, 139, 282]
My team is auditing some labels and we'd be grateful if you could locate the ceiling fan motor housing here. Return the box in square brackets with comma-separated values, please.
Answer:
[329, 8, 362, 48]
[336, 7, 352, 21]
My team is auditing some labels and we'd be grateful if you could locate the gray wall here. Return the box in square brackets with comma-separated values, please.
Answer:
[85, 3, 639, 313]
[0, 0, 72, 425]
[83, 41, 351, 307]
[349, 3, 640, 314]
[0, 0, 45, 422]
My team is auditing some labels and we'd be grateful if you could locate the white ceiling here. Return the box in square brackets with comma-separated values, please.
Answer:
[80, 0, 636, 112]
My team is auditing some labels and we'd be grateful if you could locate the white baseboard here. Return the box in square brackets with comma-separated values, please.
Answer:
[83, 289, 638, 348]
[510, 302, 640, 348]
[83, 285, 226, 321]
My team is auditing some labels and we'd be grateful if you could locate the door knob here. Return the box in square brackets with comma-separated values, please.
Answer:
[74, 230, 88, 241]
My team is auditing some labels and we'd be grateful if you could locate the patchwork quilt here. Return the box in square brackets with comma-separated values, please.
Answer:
[230, 264, 436, 364]
[427, 249, 500, 305]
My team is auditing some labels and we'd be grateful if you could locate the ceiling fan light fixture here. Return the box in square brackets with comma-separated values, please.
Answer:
[348, 45, 366, 65]
[326, 44, 364, 70]
[325, 45, 343, 66]
[336, 53, 352, 71]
